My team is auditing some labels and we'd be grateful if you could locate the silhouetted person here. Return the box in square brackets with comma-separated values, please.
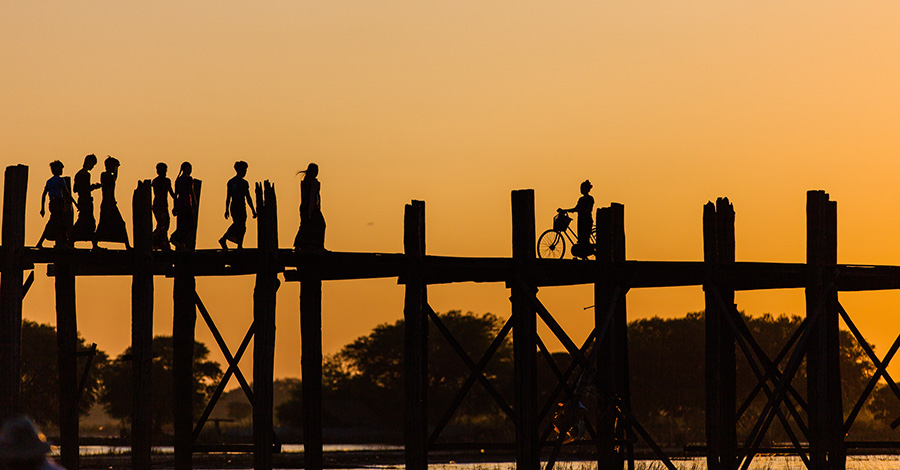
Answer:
[95, 156, 130, 249]
[70, 154, 101, 249]
[152, 162, 175, 250]
[170, 162, 196, 251]
[0, 416, 65, 470]
[558, 179, 593, 258]
[36, 160, 74, 249]
[293, 162, 326, 251]
[218, 161, 256, 251]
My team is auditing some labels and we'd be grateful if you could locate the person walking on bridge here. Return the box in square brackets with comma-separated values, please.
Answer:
[70, 154, 101, 249]
[218, 160, 256, 250]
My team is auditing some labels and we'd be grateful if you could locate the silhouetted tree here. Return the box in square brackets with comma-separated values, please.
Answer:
[20, 320, 108, 427]
[629, 312, 874, 444]
[98, 336, 221, 436]
[279, 310, 513, 438]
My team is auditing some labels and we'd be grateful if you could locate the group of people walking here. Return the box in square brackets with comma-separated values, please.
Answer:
[37, 157, 326, 252]
[38, 154, 130, 250]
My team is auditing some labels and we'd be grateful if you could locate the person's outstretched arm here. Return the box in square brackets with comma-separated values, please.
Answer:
[40, 186, 48, 217]
[246, 187, 257, 218]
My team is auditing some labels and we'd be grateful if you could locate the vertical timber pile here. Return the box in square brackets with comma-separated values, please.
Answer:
[189, 180, 202, 250]
[132, 180, 154, 470]
[403, 200, 427, 470]
[0, 165, 27, 419]
[173, 181, 201, 470]
[595, 203, 629, 469]
[56, 178, 78, 470]
[703, 198, 737, 470]
[511, 190, 538, 470]
[300, 243, 323, 468]
[806, 190, 844, 470]
[173, 252, 196, 470]
[254, 182, 279, 470]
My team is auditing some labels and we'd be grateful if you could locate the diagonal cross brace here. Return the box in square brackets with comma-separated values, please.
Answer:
[708, 285, 810, 468]
[21, 271, 33, 299]
[737, 284, 833, 470]
[536, 284, 625, 423]
[427, 306, 515, 446]
[736, 317, 807, 420]
[838, 302, 900, 433]
[535, 335, 597, 443]
[192, 294, 270, 445]
[517, 278, 590, 371]
[425, 303, 515, 419]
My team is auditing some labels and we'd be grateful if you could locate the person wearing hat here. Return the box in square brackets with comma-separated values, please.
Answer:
[558, 179, 594, 259]
[0, 416, 64, 470]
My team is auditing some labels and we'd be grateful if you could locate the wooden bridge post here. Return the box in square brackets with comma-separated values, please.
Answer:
[403, 200, 427, 470]
[55, 176, 78, 470]
[173, 255, 196, 470]
[595, 203, 628, 469]
[511, 189, 538, 470]
[254, 182, 279, 470]
[703, 198, 737, 470]
[0, 165, 27, 419]
[131, 180, 154, 470]
[300, 255, 323, 468]
[189, 179, 202, 250]
[806, 190, 844, 470]
[174, 178, 201, 470]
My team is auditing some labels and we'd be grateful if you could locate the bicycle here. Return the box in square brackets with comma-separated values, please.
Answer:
[537, 210, 596, 260]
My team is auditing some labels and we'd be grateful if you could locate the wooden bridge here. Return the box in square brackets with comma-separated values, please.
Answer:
[1, 163, 899, 470]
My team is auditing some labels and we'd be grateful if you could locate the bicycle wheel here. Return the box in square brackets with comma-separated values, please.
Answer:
[538, 230, 566, 259]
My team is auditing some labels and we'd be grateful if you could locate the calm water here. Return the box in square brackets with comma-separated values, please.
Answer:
[58, 447, 900, 470]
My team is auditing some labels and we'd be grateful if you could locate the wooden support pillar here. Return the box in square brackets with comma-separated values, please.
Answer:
[174, 176, 202, 470]
[189, 179, 202, 250]
[511, 189, 538, 470]
[595, 203, 629, 470]
[0, 165, 27, 419]
[806, 190, 844, 470]
[254, 182, 279, 470]
[173, 252, 196, 470]
[300, 278, 323, 470]
[403, 200, 427, 470]
[56, 175, 78, 470]
[703, 198, 737, 470]
[131, 180, 153, 470]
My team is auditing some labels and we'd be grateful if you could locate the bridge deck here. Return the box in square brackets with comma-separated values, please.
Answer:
[22, 247, 900, 291]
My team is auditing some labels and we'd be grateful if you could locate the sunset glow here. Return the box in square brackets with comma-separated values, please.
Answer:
[5, 2, 900, 380]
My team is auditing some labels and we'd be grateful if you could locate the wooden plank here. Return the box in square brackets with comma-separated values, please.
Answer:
[173, 253, 196, 470]
[0, 165, 27, 419]
[510, 190, 538, 470]
[131, 180, 153, 470]
[403, 200, 428, 470]
[253, 182, 279, 470]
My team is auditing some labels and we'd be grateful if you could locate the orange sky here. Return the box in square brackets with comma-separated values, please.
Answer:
[5, 2, 900, 382]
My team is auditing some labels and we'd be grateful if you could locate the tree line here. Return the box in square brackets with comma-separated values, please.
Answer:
[18, 310, 900, 445]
